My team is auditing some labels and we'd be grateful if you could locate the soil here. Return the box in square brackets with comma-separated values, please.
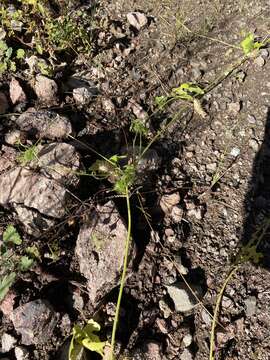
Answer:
[1, 1, 270, 360]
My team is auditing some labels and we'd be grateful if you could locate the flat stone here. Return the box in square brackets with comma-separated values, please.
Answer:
[14, 346, 29, 360]
[180, 348, 193, 360]
[0, 167, 67, 218]
[76, 201, 132, 305]
[244, 296, 257, 317]
[230, 147, 241, 157]
[1, 333, 17, 352]
[73, 86, 97, 105]
[254, 55, 265, 67]
[166, 282, 202, 313]
[15, 109, 72, 139]
[160, 193, 180, 215]
[9, 78, 27, 105]
[34, 75, 58, 105]
[127, 12, 148, 30]
[11, 300, 58, 346]
[131, 341, 162, 360]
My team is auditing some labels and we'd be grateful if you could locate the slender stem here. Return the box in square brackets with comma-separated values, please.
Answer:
[209, 266, 238, 360]
[110, 187, 132, 359]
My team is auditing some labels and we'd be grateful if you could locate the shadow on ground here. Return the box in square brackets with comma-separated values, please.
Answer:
[241, 108, 270, 267]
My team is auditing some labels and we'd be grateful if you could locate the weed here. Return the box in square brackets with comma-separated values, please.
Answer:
[0, 225, 35, 302]
[17, 142, 39, 166]
[69, 319, 107, 360]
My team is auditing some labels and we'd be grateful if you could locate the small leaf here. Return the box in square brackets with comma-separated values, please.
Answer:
[9, 61, 16, 72]
[3, 225, 22, 245]
[69, 319, 107, 359]
[0, 62, 7, 74]
[0, 273, 16, 302]
[172, 83, 204, 101]
[5, 47, 13, 59]
[16, 48, 25, 59]
[36, 43, 43, 55]
[0, 40, 8, 52]
[240, 33, 255, 55]
[154, 95, 168, 110]
[26, 245, 41, 260]
[19, 256, 34, 271]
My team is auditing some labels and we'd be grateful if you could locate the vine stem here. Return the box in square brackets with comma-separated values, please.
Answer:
[209, 265, 238, 360]
[110, 187, 132, 359]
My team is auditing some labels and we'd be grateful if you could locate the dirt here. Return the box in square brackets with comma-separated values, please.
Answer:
[1, 0, 270, 359]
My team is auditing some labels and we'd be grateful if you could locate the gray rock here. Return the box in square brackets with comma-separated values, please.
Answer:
[228, 102, 241, 113]
[127, 12, 148, 30]
[180, 348, 193, 360]
[260, 49, 269, 58]
[131, 341, 162, 360]
[182, 333, 193, 347]
[0, 92, 9, 114]
[166, 282, 202, 313]
[249, 138, 259, 152]
[5, 130, 22, 145]
[34, 75, 58, 104]
[0, 142, 80, 234]
[0, 167, 67, 218]
[247, 114, 256, 124]
[32, 142, 80, 186]
[254, 55, 265, 67]
[244, 296, 257, 317]
[76, 201, 132, 305]
[11, 300, 58, 346]
[9, 78, 27, 105]
[14, 346, 29, 360]
[1, 333, 17, 352]
[160, 193, 180, 215]
[15, 109, 72, 139]
[230, 147, 241, 157]
[73, 86, 97, 105]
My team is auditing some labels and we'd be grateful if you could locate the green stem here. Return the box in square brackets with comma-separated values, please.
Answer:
[110, 187, 132, 359]
[209, 266, 238, 360]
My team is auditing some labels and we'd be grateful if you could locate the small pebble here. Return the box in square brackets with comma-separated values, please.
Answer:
[254, 55, 265, 67]
[230, 147, 241, 157]
[247, 114, 256, 124]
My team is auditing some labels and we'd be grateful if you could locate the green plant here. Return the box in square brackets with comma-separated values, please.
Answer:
[0, 225, 34, 302]
[240, 33, 263, 55]
[69, 319, 107, 360]
[17, 142, 39, 166]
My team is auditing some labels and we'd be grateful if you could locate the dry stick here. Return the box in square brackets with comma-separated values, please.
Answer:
[110, 187, 132, 360]
[209, 266, 238, 360]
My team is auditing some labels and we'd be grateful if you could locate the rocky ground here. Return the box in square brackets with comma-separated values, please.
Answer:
[0, 1, 270, 359]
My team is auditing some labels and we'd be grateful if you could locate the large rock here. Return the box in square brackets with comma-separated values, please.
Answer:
[34, 75, 58, 105]
[0, 167, 67, 218]
[0, 143, 80, 234]
[15, 109, 72, 139]
[11, 300, 58, 345]
[76, 201, 132, 305]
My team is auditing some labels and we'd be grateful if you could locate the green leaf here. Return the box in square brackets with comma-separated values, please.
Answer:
[19, 256, 34, 271]
[26, 245, 41, 260]
[36, 43, 43, 55]
[171, 83, 204, 101]
[16, 48, 25, 59]
[5, 47, 13, 59]
[9, 61, 16, 72]
[0, 40, 8, 52]
[240, 33, 255, 55]
[69, 319, 106, 359]
[154, 95, 168, 110]
[3, 225, 22, 245]
[0, 62, 7, 74]
[0, 273, 16, 302]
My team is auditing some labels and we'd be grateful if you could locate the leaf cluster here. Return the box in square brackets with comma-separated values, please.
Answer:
[69, 319, 107, 360]
[0, 225, 37, 302]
